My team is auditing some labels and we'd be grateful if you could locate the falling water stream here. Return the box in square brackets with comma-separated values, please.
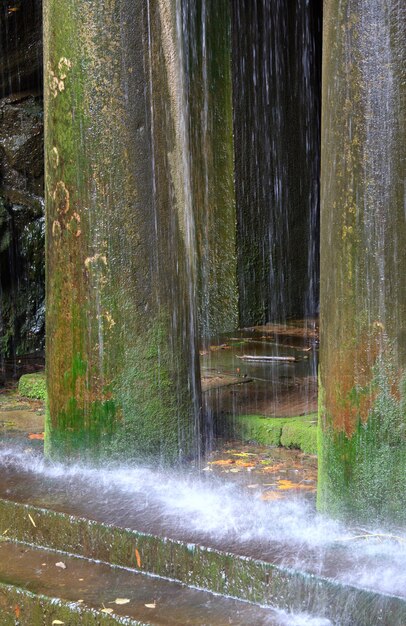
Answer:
[0, 0, 405, 623]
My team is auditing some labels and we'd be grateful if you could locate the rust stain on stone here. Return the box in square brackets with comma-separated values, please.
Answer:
[325, 325, 383, 436]
[53, 181, 70, 214]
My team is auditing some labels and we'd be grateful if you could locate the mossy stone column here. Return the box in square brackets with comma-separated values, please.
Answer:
[44, 0, 202, 462]
[318, 0, 406, 522]
[184, 0, 238, 340]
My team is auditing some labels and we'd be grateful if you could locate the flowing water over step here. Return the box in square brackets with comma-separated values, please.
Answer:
[0, 442, 406, 625]
[1, 389, 406, 624]
[2, 542, 312, 625]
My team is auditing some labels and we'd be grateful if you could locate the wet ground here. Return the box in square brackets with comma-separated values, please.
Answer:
[2, 327, 406, 620]
[201, 321, 318, 418]
[0, 388, 44, 438]
[0, 382, 318, 505]
[1, 386, 406, 624]
[1, 541, 302, 625]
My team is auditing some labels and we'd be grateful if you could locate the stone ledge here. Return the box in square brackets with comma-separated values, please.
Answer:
[0, 582, 142, 625]
[1, 499, 405, 625]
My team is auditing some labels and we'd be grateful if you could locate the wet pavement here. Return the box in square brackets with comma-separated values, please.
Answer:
[1, 358, 406, 623]
[0, 541, 299, 625]
[201, 322, 318, 418]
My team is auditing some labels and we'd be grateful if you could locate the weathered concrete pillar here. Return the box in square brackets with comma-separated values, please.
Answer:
[44, 0, 202, 462]
[184, 0, 238, 340]
[318, 0, 406, 522]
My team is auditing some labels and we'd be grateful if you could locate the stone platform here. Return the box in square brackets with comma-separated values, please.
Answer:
[1, 387, 406, 625]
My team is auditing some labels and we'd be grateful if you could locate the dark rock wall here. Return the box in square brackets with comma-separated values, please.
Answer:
[0, 0, 44, 373]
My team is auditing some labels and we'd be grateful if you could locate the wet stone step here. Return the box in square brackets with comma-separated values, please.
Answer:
[1, 499, 406, 626]
[0, 540, 310, 625]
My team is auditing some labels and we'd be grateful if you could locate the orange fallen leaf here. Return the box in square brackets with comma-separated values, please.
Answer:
[261, 491, 283, 501]
[235, 460, 255, 468]
[135, 548, 141, 568]
[277, 479, 316, 491]
[262, 464, 285, 473]
[209, 459, 235, 466]
[14, 606, 20, 619]
[28, 433, 44, 440]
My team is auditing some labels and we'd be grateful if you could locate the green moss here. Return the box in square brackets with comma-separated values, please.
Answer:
[224, 413, 318, 453]
[0, 582, 142, 625]
[44, 0, 201, 464]
[18, 372, 46, 400]
[318, 359, 406, 524]
[280, 416, 318, 455]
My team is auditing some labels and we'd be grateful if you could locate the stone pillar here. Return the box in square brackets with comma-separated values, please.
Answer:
[184, 0, 238, 341]
[318, 0, 406, 522]
[44, 0, 202, 462]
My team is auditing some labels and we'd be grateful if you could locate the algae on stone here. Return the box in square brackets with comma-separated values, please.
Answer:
[318, 0, 406, 522]
[18, 372, 46, 400]
[223, 413, 318, 454]
[44, 0, 202, 462]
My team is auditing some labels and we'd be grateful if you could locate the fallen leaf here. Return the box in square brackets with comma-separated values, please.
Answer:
[209, 459, 235, 466]
[113, 598, 130, 605]
[14, 606, 20, 618]
[277, 479, 316, 491]
[52, 621, 65, 625]
[135, 548, 141, 568]
[101, 608, 113, 614]
[145, 602, 156, 608]
[28, 433, 44, 440]
[231, 452, 255, 458]
[261, 463, 285, 472]
[261, 491, 283, 501]
[78, 599, 84, 603]
[55, 561, 66, 569]
[28, 513, 37, 528]
[235, 460, 255, 467]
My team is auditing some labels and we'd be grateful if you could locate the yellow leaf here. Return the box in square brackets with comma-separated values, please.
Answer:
[145, 602, 156, 608]
[28, 513, 36, 528]
[135, 548, 141, 568]
[114, 598, 130, 605]
[277, 480, 297, 490]
[277, 479, 316, 491]
[101, 608, 114, 614]
[52, 621, 65, 625]
[235, 460, 255, 467]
